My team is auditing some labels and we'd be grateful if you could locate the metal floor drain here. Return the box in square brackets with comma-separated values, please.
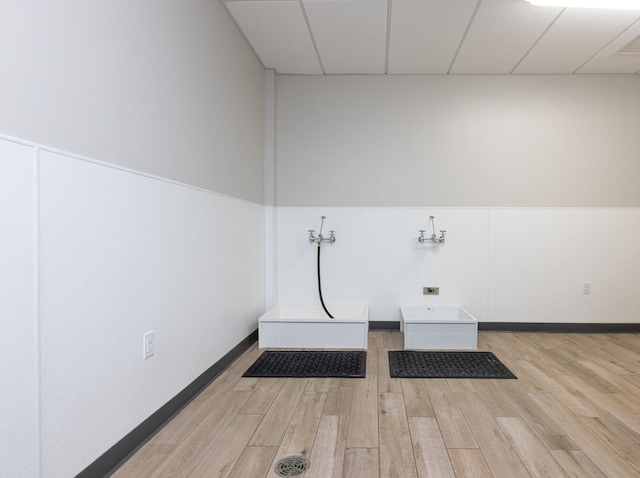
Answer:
[274, 456, 310, 476]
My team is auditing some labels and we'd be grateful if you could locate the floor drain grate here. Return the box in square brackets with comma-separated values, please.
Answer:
[274, 456, 310, 476]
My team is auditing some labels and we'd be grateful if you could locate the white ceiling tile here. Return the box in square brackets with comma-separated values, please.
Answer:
[303, 0, 388, 74]
[224, 0, 322, 74]
[515, 9, 640, 73]
[224, 0, 640, 75]
[388, 0, 478, 74]
[578, 18, 640, 73]
[450, 0, 561, 74]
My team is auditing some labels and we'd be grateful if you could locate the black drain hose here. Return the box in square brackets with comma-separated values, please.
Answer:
[317, 243, 334, 319]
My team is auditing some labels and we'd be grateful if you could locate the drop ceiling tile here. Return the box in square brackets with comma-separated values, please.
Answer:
[450, 0, 561, 74]
[388, 0, 477, 74]
[515, 8, 640, 73]
[303, 0, 388, 74]
[225, 0, 322, 74]
[578, 18, 640, 73]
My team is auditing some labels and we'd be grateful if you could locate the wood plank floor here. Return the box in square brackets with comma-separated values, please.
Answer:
[112, 332, 640, 477]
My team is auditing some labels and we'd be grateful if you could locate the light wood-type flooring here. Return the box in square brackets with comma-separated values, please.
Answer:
[112, 331, 640, 477]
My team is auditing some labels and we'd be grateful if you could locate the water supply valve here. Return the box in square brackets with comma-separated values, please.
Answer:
[418, 216, 446, 244]
[308, 216, 336, 244]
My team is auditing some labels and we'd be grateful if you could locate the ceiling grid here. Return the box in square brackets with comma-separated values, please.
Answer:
[222, 0, 640, 74]
[447, 0, 484, 74]
[509, 8, 565, 73]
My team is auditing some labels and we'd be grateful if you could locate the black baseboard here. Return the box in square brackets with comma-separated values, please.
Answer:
[369, 321, 401, 331]
[479, 322, 640, 333]
[77, 329, 258, 478]
[369, 320, 640, 334]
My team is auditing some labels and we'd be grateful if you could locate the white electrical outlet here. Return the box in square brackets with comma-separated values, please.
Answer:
[143, 331, 154, 359]
[582, 282, 591, 295]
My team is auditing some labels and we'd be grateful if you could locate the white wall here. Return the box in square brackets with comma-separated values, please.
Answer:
[274, 75, 640, 325]
[277, 208, 487, 322]
[276, 207, 640, 324]
[276, 75, 640, 207]
[0, 0, 265, 203]
[1, 137, 265, 477]
[1, 0, 266, 476]
[0, 140, 37, 478]
[489, 208, 640, 324]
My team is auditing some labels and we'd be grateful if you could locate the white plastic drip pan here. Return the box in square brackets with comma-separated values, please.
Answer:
[258, 304, 369, 349]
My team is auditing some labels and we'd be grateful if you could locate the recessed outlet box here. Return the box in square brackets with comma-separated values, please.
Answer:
[143, 331, 154, 359]
[423, 287, 440, 295]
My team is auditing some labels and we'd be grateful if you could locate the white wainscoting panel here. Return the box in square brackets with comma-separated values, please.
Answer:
[276, 207, 489, 323]
[277, 206, 640, 325]
[488, 208, 640, 323]
[0, 138, 38, 478]
[37, 150, 264, 477]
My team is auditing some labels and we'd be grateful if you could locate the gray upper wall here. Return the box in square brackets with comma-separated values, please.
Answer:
[0, 0, 265, 204]
[276, 74, 640, 207]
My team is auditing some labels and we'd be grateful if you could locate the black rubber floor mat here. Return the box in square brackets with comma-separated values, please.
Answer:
[243, 351, 366, 378]
[388, 351, 516, 379]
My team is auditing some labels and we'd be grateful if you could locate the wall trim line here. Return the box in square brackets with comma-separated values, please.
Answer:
[0, 133, 262, 208]
[33, 146, 42, 478]
[76, 329, 258, 478]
